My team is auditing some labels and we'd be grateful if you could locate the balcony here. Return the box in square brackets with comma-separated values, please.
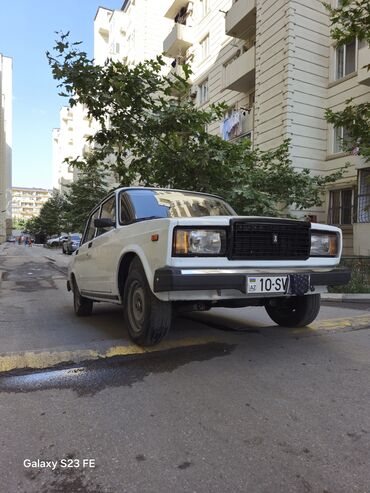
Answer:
[165, 0, 189, 19]
[224, 46, 255, 92]
[357, 43, 370, 86]
[95, 7, 112, 34]
[163, 23, 193, 58]
[225, 0, 256, 39]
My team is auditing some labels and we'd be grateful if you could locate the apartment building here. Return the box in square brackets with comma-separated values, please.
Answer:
[52, 104, 93, 192]
[0, 53, 12, 243]
[52, 0, 369, 254]
[95, 2, 172, 66]
[12, 187, 52, 221]
[162, 0, 370, 255]
[52, 1, 173, 194]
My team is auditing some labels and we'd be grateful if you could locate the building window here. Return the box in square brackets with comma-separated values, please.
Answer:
[328, 189, 355, 225]
[335, 40, 357, 80]
[200, 35, 210, 61]
[358, 169, 370, 223]
[200, 0, 210, 18]
[333, 126, 351, 154]
[198, 79, 209, 105]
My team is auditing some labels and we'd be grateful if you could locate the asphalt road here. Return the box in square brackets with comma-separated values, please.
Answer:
[0, 243, 370, 493]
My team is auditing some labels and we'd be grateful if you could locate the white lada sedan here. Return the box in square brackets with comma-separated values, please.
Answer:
[67, 187, 350, 346]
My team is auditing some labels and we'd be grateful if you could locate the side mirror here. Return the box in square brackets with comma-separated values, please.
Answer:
[94, 217, 116, 228]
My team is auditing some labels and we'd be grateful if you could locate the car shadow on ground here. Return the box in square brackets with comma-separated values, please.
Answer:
[70, 301, 304, 346]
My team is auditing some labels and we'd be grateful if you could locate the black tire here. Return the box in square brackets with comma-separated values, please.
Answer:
[265, 294, 320, 327]
[123, 258, 172, 346]
[72, 277, 93, 317]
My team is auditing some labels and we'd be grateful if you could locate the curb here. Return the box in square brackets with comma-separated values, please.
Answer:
[321, 293, 370, 303]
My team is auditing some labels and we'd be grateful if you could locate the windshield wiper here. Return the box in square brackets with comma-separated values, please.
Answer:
[134, 216, 164, 223]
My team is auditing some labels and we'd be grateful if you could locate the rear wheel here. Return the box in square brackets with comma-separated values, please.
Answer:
[72, 277, 93, 316]
[265, 294, 320, 327]
[123, 258, 172, 346]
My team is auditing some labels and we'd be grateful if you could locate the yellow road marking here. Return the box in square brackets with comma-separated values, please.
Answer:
[288, 314, 370, 335]
[0, 337, 219, 374]
[1, 315, 370, 373]
[311, 314, 370, 330]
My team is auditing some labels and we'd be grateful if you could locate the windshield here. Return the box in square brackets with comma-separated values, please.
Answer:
[71, 234, 81, 241]
[121, 189, 236, 222]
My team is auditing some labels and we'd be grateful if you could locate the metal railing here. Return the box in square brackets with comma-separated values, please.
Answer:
[357, 193, 370, 223]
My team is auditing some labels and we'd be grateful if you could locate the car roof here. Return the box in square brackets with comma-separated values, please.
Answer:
[90, 187, 227, 214]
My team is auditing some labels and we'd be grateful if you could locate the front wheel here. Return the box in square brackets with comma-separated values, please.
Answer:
[72, 277, 93, 317]
[265, 294, 320, 327]
[123, 258, 172, 346]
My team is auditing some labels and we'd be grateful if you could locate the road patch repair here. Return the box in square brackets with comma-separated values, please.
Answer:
[0, 314, 370, 374]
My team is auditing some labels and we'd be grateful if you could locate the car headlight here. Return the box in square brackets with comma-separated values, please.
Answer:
[173, 229, 227, 256]
[310, 232, 338, 256]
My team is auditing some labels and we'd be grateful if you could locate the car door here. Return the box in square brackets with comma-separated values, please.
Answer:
[86, 194, 118, 294]
[74, 207, 100, 292]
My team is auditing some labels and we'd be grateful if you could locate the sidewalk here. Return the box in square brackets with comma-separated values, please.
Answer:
[321, 293, 370, 303]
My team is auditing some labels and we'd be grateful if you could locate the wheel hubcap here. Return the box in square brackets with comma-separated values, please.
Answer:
[128, 281, 146, 334]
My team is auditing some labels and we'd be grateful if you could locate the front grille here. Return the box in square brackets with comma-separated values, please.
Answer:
[229, 220, 311, 260]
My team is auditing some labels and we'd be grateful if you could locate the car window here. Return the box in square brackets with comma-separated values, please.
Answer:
[96, 196, 116, 237]
[121, 189, 235, 221]
[120, 193, 135, 224]
[83, 209, 100, 244]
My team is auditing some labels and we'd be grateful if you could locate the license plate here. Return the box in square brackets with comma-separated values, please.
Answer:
[247, 276, 288, 294]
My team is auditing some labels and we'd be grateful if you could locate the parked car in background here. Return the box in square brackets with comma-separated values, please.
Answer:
[62, 234, 81, 255]
[47, 235, 68, 247]
[6, 235, 16, 243]
[67, 187, 350, 347]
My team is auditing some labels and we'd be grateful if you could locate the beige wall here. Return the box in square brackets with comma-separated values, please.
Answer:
[353, 224, 370, 256]
[0, 54, 12, 243]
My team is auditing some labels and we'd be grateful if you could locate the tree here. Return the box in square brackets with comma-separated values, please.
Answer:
[64, 165, 109, 233]
[47, 33, 346, 216]
[325, 101, 370, 160]
[25, 192, 67, 238]
[324, 0, 370, 51]
[12, 218, 26, 231]
[324, 0, 370, 160]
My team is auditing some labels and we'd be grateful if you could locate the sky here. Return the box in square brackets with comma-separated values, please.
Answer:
[0, 0, 122, 189]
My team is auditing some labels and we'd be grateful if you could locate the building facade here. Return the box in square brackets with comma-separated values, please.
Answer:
[52, 104, 94, 193]
[161, 0, 370, 255]
[12, 187, 52, 221]
[0, 53, 12, 243]
[52, 0, 370, 255]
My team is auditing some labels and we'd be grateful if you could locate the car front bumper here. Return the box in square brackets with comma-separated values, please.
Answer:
[153, 267, 351, 295]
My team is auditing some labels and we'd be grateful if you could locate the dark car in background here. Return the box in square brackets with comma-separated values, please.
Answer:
[62, 234, 81, 255]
